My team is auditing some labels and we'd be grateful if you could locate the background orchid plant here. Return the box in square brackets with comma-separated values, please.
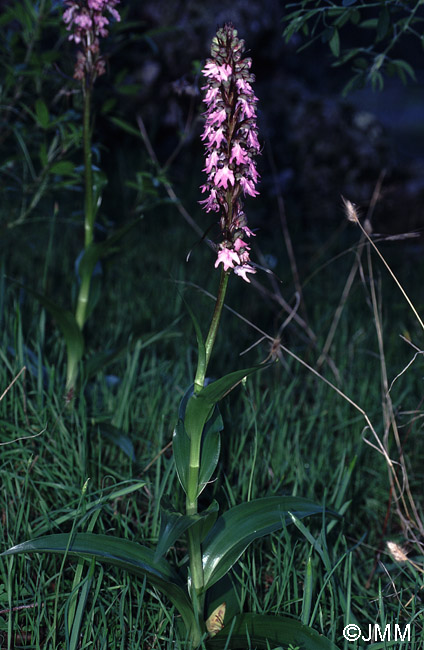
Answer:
[22, 0, 138, 397]
[3, 23, 340, 650]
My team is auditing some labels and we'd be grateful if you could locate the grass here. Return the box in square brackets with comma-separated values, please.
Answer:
[1, 222, 424, 649]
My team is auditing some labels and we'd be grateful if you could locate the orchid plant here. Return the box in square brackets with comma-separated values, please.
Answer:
[28, 0, 134, 397]
[63, 0, 122, 394]
[3, 24, 339, 649]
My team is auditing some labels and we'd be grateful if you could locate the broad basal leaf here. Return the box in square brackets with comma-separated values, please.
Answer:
[2, 533, 196, 634]
[202, 497, 330, 590]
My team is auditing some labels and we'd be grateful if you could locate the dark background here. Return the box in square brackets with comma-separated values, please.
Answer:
[96, 0, 424, 246]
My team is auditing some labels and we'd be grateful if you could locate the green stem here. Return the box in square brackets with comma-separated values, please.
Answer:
[186, 268, 230, 643]
[83, 89, 94, 248]
[75, 88, 94, 331]
[205, 269, 229, 367]
[194, 268, 230, 393]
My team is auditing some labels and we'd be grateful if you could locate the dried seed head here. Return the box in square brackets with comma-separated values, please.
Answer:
[342, 196, 360, 223]
[386, 540, 408, 563]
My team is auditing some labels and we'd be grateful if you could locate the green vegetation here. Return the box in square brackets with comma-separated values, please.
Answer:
[1, 0, 424, 648]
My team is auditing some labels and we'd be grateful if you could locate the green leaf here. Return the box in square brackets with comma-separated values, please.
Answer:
[370, 69, 384, 91]
[301, 552, 313, 625]
[197, 500, 220, 541]
[201, 364, 269, 405]
[32, 481, 146, 537]
[391, 59, 416, 83]
[109, 116, 143, 139]
[155, 500, 219, 561]
[184, 364, 268, 442]
[376, 5, 390, 42]
[49, 161, 76, 176]
[97, 423, 135, 461]
[282, 16, 304, 43]
[202, 497, 330, 590]
[2, 533, 196, 634]
[206, 613, 339, 649]
[155, 502, 198, 562]
[35, 98, 49, 129]
[331, 47, 360, 67]
[329, 29, 340, 57]
[341, 71, 365, 96]
[174, 399, 222, 497]
[198, 407, 222, 497]
[78, 218, 140, 282]
[360, 18, 378, 29]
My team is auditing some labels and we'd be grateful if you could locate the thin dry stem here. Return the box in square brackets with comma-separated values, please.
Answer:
[349, 204, 424, 332]
[0, 366, 26, 402]
[317, 173, 385, 370]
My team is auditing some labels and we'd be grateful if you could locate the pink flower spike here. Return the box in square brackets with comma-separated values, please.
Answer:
[217, 63, 232, 81]
[207, 108, 227, 127]
[237, 98, 256, 119]
[203, 61, 232, 82]
[203, 87, 219, 105]
[215, 247, 240, 271]
[247, 129, 260, 151]
[63, 0, 121, 82]
[208, 127, 226, 149]
[233, 238, 249, 252]
[75, 13, 93, 29]
[199, 188, 219, 212]
[236, 78, 250, 94]
[214, 166, 235, 189]
[234, 264, 256, 283]
[230, 141, 249, 166]
[203, 150, 219, 174]
[248, 163, 259, 183]
[240, 177, 259, 197]
[200, 24, 260, 276]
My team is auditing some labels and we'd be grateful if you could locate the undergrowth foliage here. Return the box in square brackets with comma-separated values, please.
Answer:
[1, 2, 424, 650]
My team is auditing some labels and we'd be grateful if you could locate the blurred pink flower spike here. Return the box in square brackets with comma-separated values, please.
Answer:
[199, 23, 260, 282]
[63, 0, 121, 83]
